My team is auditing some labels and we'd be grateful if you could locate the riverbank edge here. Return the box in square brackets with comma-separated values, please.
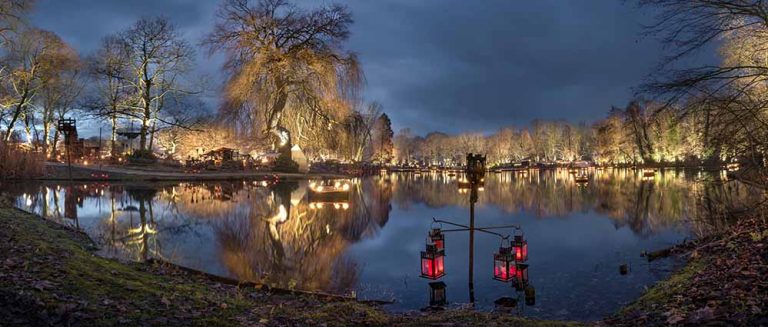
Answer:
[0, 203, 576, 326]
[603, 214, 767, 326]
[2, 202, 765, 326]
[39, 163, 346, 182]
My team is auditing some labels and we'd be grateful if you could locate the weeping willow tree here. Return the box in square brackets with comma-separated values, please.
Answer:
[205, 0, 363, 153]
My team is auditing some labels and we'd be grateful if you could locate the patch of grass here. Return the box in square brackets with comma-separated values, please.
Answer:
[618, 259, 706, 316]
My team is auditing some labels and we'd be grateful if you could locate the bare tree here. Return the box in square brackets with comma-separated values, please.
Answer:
[639, 0, 768, 179]
[85, 36, 132, 158]
[36, 45, 82, 156]
[117, 17, 194, 152]
[1, 29, 72, 142]
[0, 0, 33, 46]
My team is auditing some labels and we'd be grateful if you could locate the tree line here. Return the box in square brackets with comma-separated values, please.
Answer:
[2, 0, 765, 174]
[0, 0, 395, 164]
[393, 100, 714, 167]
[396, 0, 768, 173]
[0, 0, 202, 158]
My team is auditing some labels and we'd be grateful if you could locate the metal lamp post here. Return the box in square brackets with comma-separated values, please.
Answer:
[418, 153, 535, 309]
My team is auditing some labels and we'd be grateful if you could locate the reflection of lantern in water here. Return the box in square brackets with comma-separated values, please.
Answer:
[428, 281, 447, 306]
[512, 235, 528, 262]
[429, 228, 444, 250]
[512, 263, 530, 291]
[420, 244, 445, 279]
[493, 244, 516, 282]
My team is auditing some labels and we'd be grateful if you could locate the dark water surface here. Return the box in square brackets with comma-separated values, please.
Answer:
[3, 169, 758, 320]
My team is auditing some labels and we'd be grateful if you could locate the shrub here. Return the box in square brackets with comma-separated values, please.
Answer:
[273, 152, 299, 173]
[128, 149, 157, 165]
[0, 141, 45, 179]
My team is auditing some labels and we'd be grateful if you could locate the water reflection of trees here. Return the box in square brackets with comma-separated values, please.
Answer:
[192, 179, 393, 294]
[3, 179, 393, 294]
[389, 169, 763, 237]
[2, 170, 760, 294]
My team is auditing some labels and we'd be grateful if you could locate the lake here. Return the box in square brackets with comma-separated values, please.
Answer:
[2, 168, 757, 321]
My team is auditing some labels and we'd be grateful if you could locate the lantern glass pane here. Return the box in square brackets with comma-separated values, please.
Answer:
[435, 255, 444, 276]
[421, 256, 433, 277]
[494, 259, 506, 280]
[522, 243, 528, 260]
[513, 240, 528, 262]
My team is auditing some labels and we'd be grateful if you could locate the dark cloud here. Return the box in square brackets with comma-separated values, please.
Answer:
[31, 0, 667, 135]
[339, 0, 663, 134]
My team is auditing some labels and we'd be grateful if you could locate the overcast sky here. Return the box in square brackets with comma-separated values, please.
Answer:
[30, 0, 696, 135]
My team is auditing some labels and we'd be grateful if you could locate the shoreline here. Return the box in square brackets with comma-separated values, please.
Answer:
[39, 162, 347, 182]
[1, 197, 765, 325]
[33, 162, 738, 183]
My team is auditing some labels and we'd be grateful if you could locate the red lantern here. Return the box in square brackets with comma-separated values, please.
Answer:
[420, 244, 445, 279]
[512, 263, 530, 291]
[493, 244, 516, 282]
[429, 228, 445, 250]
[512, 235, 528, 262]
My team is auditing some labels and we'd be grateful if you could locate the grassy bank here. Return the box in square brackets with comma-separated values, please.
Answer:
[0, 203, 572, 326]
[605, 214, 768, 326]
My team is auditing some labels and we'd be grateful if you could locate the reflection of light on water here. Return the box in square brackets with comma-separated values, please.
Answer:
[5, 173, 762, 316]
[128, 224, 157, 235]
[309, 202, 349, 210]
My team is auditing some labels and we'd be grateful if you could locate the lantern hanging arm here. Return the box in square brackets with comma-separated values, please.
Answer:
[432, 217, 521, 231]
[432, 218, 519, 240]
[440, 227, 509, 240]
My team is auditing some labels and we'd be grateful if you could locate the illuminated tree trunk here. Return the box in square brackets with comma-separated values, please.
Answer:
[139, 71, 152, 151]
[110, 113, 117, 158]
[266, 85, 289, 142]
[148, 119, 157, 151]
[3, 89, 28, 141]
[50, 130, 59, 159]
[42, 120, 51, 157]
